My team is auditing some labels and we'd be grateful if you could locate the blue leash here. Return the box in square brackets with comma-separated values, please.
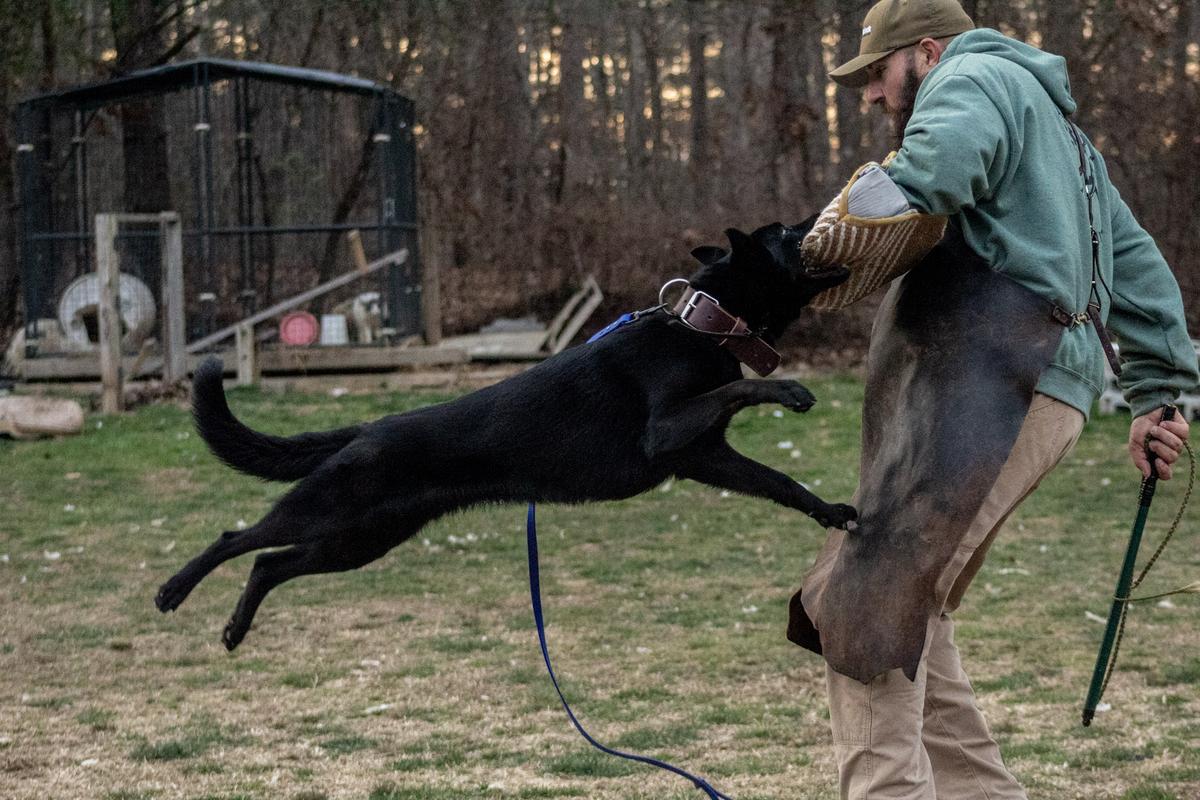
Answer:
[523, 308, 733, 800]
[527, 505, 733, 800]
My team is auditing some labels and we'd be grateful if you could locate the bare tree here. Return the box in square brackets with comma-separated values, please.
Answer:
[4, 0, 1199, 349]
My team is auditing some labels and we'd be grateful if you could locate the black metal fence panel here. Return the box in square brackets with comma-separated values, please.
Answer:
[16, 60, 419, 358]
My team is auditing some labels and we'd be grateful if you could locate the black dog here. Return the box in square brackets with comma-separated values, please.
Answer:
[156, 222, 857, 649]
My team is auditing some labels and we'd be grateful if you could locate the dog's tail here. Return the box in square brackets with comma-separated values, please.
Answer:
[191, 358, 363, 482]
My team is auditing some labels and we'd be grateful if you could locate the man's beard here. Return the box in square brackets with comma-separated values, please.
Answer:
[888, 66, 922, 149]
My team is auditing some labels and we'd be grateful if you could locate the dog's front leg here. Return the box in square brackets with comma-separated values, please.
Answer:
[679, 443, 857, 530]
[643, 379, 816, 456]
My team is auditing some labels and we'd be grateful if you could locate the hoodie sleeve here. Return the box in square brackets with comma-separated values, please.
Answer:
[1104, 185, 1199, 416]
[886, 72, 1011, 216]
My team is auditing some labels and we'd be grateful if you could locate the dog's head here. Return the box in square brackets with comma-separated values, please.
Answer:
[687, 220, 849, 340]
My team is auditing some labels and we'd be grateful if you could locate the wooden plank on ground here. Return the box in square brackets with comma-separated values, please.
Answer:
[438, 331, 551, 361]
[22, 345, 468, 380]
[257, 345, 469, 372]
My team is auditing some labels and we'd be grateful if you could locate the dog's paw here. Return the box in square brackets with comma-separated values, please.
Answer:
[779, 382, 816, 413]
[812, 503, 858, 531]
[155, 575, 190, 613]
[222, 619, 247, 651]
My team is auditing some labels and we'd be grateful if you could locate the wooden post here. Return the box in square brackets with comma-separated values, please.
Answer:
[421, 231, 442, 346]
[348, 229, 369, 274]
[95, 214, 123, 414]
[159, 212, 186, 383]
[235, 323, 258, 386]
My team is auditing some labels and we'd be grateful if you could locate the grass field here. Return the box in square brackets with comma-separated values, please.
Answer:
[2, 375, 1198, 800]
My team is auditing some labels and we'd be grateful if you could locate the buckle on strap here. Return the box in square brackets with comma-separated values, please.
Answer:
[665, 283, 782, 377]
[680, 289, 733, 333]
[1051, 305, 1089, 329]
[1052, 304, 1123, 377]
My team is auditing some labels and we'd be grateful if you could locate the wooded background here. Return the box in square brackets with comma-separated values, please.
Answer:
[2, 0, 1198, 359]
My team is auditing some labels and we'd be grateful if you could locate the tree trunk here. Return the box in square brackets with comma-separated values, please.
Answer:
[0, 1, 35, 346]
[557, 0, 590, 202]
[686, 0, 709, 208]
[110, 0, 173, 215]
[642, 7, 666, 170]
[1038, 0, 1084, 110]
[834, 0, 868, 167]
[622, 12, 647, 187]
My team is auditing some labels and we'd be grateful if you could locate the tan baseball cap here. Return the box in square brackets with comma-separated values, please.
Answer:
[829, 0, 974, 88]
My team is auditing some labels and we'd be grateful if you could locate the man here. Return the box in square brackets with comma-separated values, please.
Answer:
[790, 1, 1198, 798]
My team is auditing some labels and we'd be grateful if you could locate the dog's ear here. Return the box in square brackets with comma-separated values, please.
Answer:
[725, 228, 769, 264]
[724, 227, 752, 251]
[690, 245, 728, 265]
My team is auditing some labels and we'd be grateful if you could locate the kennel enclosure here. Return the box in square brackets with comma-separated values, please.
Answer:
[15, 58, 420, 361]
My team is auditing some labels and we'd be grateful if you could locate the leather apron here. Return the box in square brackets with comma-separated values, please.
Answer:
[787, 231, 1066, 683]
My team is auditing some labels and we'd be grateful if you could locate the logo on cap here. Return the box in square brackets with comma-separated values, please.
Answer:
[862, 25, 873, 36]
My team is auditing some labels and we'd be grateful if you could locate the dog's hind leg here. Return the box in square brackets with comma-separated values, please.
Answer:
[643, 379, 816, 456]
[155, 522, 294, 613]
[221, 533, 399, 650]
[679, 443, 857, 530]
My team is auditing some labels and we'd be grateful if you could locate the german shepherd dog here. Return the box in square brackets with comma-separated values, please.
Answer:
[156, 222, 858, 649]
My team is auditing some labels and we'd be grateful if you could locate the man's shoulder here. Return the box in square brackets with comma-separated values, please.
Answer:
[923, 51, 1044, 111]
[933, 51, 1028, 87]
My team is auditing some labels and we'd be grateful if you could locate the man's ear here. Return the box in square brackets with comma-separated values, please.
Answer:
[690, 245, 727, 265]
[914, 37, 946, 77]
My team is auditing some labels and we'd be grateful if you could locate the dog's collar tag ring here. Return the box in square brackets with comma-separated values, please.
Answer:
[658, 277, 692, 308]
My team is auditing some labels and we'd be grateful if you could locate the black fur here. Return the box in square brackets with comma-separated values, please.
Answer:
[156, 221, 857, 650]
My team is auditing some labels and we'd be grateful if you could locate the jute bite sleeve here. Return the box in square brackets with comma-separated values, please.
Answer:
[803, 158, 948, 311]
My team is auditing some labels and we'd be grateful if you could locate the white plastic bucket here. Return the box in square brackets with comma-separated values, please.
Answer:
[319, 314, 349, 346]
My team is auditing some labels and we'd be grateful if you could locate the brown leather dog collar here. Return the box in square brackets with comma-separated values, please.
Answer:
[671, 287, 782, 377]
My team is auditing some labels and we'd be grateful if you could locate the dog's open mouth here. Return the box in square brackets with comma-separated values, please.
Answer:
[803, 265, 849, 281]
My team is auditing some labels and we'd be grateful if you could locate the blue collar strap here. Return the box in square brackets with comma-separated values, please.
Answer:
[587, 303, 667, 344]
[587, 312, 639, 343]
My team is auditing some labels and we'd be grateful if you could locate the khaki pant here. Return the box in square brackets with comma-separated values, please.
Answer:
[825, 394, 1085, 799]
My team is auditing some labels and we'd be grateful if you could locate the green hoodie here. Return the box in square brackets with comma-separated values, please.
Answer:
[887, 28, 1197, 418]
